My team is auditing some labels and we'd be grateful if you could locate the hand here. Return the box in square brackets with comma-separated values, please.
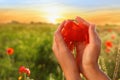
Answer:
[76, 24, 101, 69]
[52, 21, 81, 80]
[76, 24, 110, 80]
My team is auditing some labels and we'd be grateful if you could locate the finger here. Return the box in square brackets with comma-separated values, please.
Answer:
[75, 16, 89, 27]
[75, 42, 85, 54]
[89, 24, 98, 43]
[52, 37, 61, 63]
[55, 34, 68, 50]
[55, 21, 67, 49]
[75, 42, 85, 61]
[56, 21, 66, 33]
[75, 42, 85, 72]
[95, 31, 101, 43]
[52, 36, 58, 55]
[55, 21, 65, 43]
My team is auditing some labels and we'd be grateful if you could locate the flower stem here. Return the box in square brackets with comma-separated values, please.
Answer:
[24, 73, 26, 80]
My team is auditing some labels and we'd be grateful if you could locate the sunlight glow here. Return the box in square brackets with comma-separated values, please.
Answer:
[41, 6, 63, 24]
[47, 16, 60, 24]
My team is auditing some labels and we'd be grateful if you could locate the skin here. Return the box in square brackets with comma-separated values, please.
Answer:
[52, 20, 110, 80]
[76, 24, 110, 80]
[52, 21, 82, 80]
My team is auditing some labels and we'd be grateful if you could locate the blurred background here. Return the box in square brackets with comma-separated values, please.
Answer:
[0, 0, 120, 80]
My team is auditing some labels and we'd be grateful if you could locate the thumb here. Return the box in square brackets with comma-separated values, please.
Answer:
[89, 24, 97, 44]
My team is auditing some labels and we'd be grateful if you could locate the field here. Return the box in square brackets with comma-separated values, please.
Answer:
[0, 23, 120, 80]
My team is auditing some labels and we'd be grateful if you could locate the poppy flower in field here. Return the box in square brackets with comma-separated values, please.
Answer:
[19, 66, 30, 76]
[105, 48, 111, 53]
[61, 16, 89, 50]
[19, 66, 26, 73]
[6, 48, 14, 55]
[108, 29, 112, 32]
[105, 41, 113, 48]
[25, 68, 30, 76]
[111, 34, 115, 39]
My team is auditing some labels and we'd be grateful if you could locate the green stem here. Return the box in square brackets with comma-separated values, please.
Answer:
[24, 73, 26, 80]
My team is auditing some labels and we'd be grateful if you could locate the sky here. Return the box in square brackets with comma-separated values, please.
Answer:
[0, 0, 120, 24]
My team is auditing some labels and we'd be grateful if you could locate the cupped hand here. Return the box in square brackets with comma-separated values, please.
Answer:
[76, 24, 110, 80]
[76, 24, 101, 69]
[52, 21, 81, 80]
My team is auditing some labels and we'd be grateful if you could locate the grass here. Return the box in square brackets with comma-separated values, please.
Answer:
[0, 23, 120, 80]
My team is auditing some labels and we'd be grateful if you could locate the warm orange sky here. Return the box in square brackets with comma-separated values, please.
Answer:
[0, 8, 120, 25]
[0, 0, 120, 25]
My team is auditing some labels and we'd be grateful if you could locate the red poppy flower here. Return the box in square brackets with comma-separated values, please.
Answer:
[19, 66, 30, 76]
[25, 68, 30, 76]
[7, 48, 14, 55]
[105, 41, 113, 48]
[108, 29, 112, 32]
[105, 48, 111, 53]
[111, 34, 115, 39]
[61, 17, 89, 50]
[19, 66, 26, 73]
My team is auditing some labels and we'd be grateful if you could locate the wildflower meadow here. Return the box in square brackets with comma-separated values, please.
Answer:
[0, 23, 120, 80]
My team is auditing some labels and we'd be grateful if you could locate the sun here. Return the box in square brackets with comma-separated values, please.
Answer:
[41, 6, 62, 24]
[47, 16, 60, 24]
